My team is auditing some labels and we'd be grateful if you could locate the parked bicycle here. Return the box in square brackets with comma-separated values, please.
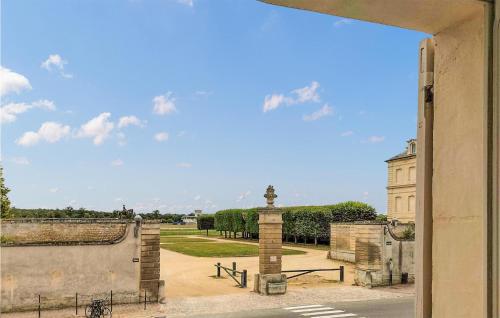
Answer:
[85, 298, 112, 318]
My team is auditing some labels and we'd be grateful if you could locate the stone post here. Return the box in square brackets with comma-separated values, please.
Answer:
[254, 185, 287, 295]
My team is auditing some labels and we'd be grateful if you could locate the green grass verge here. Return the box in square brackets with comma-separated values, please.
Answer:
[160, 241, 305, 257]
[160, 236, 214, 243]
[160, 229, 219, 236]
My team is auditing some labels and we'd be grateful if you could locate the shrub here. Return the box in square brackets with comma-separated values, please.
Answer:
[376, 214, 388, 222]
[330, 201, 377, 222]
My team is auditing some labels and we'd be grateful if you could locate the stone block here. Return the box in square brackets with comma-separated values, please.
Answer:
[253, 273, 287, 295]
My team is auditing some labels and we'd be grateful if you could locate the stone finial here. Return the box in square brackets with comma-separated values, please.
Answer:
[264, 185, 277, 208]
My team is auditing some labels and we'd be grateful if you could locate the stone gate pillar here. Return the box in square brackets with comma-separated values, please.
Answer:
[254, 185, 287, 295]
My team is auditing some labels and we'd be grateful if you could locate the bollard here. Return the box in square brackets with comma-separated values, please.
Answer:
[339, 266, 344, 282]
[217, 262, 221, 278]
[38, 294, 41, 318]
[232, 262, 237, 276]
[110, 290, 113, 312]
[75, 293, 78, 315]
[242, 270, 247, 288]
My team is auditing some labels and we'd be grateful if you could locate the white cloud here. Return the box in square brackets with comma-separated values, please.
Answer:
[303, 104, 333, 122]
[49, 187, 59, 193]
[176, 162, 192, 168]
[111, 159, 124, 167]
[118, 115, 146, 128]
[77, 112, 114, 145]
[177, 130, 187, 137]
[115, 197, 123, 202]
[367, 135, 385, 143]
[194, 195, 201, 201]
[237, 190, 251, 202]
[341, 130, 354, 137]
[334, 18, 354, 27]
[153, 93, 177, 115]
[292, 81, 320, 103]
[154, 132, 169, 142]
[177, 0, 193, 6]
[41, 54, 73, 78]
[11, 157, 30, 165]
[17, 122, 70, 147]
[0, 99, 56, 124]
[262, 81, 320, 113]
[0, 67, 32, 96]
[263, 94, 289, 113]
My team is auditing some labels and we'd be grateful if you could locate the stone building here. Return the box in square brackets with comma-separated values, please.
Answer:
[386, 139, 417, 223]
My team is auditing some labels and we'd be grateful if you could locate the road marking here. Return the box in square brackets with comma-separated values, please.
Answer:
[284, 305, 324, 310]
[310, 314, 357, 318]
[292, 307, 334, 313]
[302, 310, 345, 316]
[283, 304, 360, 318]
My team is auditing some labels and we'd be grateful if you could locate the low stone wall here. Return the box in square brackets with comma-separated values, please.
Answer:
[329, 224, 356, 263]
[330, 222, 414, 287]
[1, 219, 128, 245]
[0, 219, 162, 312]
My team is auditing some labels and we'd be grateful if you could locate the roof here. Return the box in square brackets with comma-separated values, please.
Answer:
[386, 151, 416, 163]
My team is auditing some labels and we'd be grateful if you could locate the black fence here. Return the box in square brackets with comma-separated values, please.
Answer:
[30, 290, 157, 317]
[214, 262, 248, 288]
[283, 265, 344, 281]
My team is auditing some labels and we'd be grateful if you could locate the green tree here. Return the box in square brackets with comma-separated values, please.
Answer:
[0, 167, 12, 219]
[197, 215, 215, 235]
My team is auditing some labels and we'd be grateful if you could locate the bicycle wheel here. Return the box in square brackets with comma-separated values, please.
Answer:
[85, 305, 93, 318]
[102, 307, 112, 318]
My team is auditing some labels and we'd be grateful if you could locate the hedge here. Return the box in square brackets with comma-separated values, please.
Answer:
[214, 201, 377, 245]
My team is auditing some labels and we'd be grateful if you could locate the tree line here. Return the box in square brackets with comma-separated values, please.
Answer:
[212, 201, 379, 245]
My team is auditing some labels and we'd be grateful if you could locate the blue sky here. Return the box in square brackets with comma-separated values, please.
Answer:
[1, 0, 427, 214]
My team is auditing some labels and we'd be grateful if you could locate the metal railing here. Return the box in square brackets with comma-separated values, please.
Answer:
[283, 265, 344, 281]
[30, 289, 157, 317]
[214, 262, 248, 288]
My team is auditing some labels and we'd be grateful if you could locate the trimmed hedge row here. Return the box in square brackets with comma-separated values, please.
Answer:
[214, 201, 377, 245]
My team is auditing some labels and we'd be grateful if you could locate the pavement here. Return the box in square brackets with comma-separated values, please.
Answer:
[189, 297, 415, 318]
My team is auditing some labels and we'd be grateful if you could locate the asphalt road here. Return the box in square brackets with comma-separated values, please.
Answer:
[194, 297, 414, 318]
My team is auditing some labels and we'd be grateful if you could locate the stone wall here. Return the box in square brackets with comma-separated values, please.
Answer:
[0, 219, 162, 312]
[139, 222, 161, 298]
[330, 222, 414, 287]
[1, 219, 128, 245]
[329, 224, 356, 263]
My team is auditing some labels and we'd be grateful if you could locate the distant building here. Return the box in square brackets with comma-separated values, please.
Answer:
[386, 139, 417, 223]
[181, 210, 202, 224]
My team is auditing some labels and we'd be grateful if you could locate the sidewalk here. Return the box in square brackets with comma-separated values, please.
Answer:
[2, 285, 414, 318]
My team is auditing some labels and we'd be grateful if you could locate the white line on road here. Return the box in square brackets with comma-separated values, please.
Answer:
[284, 305, 324, 310]
[292, 307, 334, 313]
[310, 314, 357, 318]
[302, 310, 345, 316]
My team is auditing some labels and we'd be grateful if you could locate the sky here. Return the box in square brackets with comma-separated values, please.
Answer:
[1, 0, 427, 214]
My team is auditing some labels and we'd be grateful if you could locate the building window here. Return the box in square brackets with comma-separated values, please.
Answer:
[410, 142, 416, 154]
[395, 196, 402, 212]
[409, 166, 416, 182]
[408, 195, 415, 212]
[396, 168, 403, 184]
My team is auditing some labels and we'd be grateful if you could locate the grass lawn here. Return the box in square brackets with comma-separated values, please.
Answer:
[160, 229, 219, 236]
[160, 237, 305, 257]
[160, 236, 214, 243]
